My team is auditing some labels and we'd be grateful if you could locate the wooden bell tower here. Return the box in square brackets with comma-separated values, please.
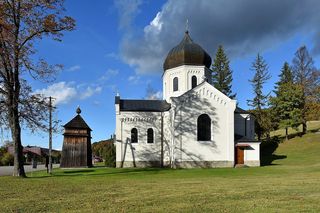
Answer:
[60, 107, 93, 168]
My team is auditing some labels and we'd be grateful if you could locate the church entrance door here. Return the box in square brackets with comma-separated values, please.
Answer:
[236, 147, 244, 165]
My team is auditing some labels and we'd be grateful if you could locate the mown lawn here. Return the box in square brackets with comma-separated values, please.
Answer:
[1, 126, 320, 212]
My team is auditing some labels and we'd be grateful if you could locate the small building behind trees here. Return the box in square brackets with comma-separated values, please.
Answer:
[60, 107, 93, 168]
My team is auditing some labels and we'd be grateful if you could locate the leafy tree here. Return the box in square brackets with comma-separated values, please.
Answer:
[1, 152, 14, 166]
[92, 138, 116, 167]
[247, 54, 271, 140]
[104, 143, 116, 167]
[0, 0, 75, 177]
[292, 46, 320, 134]
[211, 45, 236, 99]
[305, 102, 320, 121]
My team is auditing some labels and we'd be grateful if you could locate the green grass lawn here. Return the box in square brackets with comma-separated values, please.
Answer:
[271, 120, 320, 138]
[1, 125, 320, 212]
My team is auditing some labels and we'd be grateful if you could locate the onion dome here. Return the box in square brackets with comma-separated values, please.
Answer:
[163, 31, 212, 71]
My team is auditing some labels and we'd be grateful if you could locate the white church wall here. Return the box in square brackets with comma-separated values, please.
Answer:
[115, 111, 163, 167]
[170, 82, 237, 167]
[163, 65, 211, 102]
[243, 143, 260, 167]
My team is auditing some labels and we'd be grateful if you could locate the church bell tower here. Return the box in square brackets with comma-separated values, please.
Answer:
[162, 31, 212, 102]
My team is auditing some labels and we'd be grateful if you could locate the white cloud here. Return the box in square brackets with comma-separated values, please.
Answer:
[118, 0, 320, 74]
[35, 82, 102, 105]
[34, 82, 77, 105]
[114, 0, 142, 30]
[146, 91, 162, 100]
[145, 84, 163, 100]
[80, 86, 102, 100]
[67, 65, 81, 72]
[128, 75, 140, 84]
[99, 69, 119, 81]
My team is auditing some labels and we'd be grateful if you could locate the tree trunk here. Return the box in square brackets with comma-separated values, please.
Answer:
[9, 105, 26, 177]
[285, 127, 288, 141]
[302, 121, 307, 135]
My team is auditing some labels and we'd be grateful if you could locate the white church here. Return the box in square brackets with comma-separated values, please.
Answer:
[115, 31, 260, 168]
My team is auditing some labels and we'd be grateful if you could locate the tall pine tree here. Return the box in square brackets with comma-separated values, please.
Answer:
[247, 54, 271, 140]
[270, 62, 303, 140]
[211, 45, 236, 99]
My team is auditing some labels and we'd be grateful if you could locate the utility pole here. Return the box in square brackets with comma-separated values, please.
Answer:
[48, 96, 53, 174]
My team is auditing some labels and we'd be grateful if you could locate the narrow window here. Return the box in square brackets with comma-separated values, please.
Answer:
[147, 128, 154, 143]
[197, 114, 211, 141]
[191, 75, 197, 89]
[173, 77, 178, 92]
[131, 128, 138, 143]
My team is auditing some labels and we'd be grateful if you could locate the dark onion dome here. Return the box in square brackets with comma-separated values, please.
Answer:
[163, 31, 212, 71]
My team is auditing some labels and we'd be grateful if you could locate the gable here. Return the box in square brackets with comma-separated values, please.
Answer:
[171, 81, 235, 109]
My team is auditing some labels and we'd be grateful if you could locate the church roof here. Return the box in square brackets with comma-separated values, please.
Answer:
[163, 31, 212, 71]
[64, 107, 92, 130]
[235, 107, 250, 114]
[235, 134, 259, 142]
[116, 98, 171, 112]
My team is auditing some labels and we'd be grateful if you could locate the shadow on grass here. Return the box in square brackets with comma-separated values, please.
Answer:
[29, 167, 173, 179]
[260, 136, 287, 166]
[62, 169, 95, 174]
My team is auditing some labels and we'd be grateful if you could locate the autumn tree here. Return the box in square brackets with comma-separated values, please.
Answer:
[247, 54, 271, 140]
[211, 45, 236, 99]
[270, 62, 303, 140]
[0, 0, 75, 177]
[292, 46, 320, 134]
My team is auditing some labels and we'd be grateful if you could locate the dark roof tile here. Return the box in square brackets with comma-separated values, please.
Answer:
[118, 99, 171, 112]
[64, 115, 91, 130]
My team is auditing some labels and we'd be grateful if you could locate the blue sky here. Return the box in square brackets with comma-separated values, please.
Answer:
[3, 0, 319, 150]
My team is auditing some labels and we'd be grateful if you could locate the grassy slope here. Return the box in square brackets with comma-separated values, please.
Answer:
[0, 123, 320, 212]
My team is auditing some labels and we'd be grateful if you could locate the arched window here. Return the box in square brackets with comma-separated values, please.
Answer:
[147, 128, 154, 143]
[197, 114, 211, 141]
[173, 77, 178, 92]
[191, 75, 197, 89]
[131, 128, 138, 143]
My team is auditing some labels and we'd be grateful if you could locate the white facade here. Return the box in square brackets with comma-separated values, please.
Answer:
[163, 65, 212, 102]
[115, 32, 260, 168]
[115, 66, 260, 168]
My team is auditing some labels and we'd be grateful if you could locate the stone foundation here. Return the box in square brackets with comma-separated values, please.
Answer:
[116, 161, 161, 168]
[244, 160, 260, 167]
[117, 161, 235, 168]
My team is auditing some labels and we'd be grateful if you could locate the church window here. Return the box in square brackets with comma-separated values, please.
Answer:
[197, 114, 211, 141]
[192, 75, 197, 89]
[131, 128, 138, 143]
[173, 77, 178, 91]
[147, 128, 154, 143]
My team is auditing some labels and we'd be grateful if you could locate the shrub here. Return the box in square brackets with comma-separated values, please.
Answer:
[1, 152, 14, 166]
[105, 143, 116, 167]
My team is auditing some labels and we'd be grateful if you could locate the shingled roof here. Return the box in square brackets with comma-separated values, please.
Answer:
[235, 107, 250, 114]
[235, 134, 259, 142]
[64, 107, 91, 130]
[115, 97, 171, 112]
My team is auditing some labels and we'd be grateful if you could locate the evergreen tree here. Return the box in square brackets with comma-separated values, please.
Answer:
[270, 82, 303, 140]
[211, 45, 236, 99]
[292, 46, 320, 134]
[247, 54, 271, 140]
[278, 62, 294, 85]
